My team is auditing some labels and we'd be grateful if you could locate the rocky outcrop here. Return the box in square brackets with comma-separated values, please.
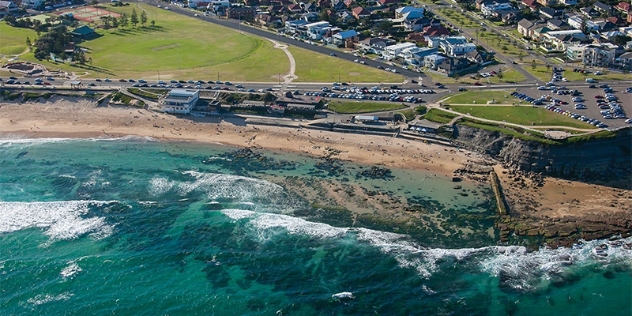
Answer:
[453, 126, 632, 185]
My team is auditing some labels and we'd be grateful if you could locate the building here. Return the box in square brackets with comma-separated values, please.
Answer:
[517, 19, 535, 37]
[481, 2, 513, 16]
[395, 6, 425, 19]
[582, 44, 623, 67]
[70, 25, 97, 40]
[304, 21, 333, 40]
[0, 0, 19, 12]
[566, 45, 585, 61]
[559, 0, 577, 6]
[423, 54, 447, 69]
[382, 42, 417, 60]
[351, 6, 370, 19]
[332, 29, 358, 46]
[161, 89, 199, 114]
[567, 15, 600, 32]
[593, 1, 612, 14]
[22, 0, 45, 9]
[358, 37, 393, 54]
[615, 51, 632, 70]
[437, 37, 477, 57]
[226, 6, 256, 20]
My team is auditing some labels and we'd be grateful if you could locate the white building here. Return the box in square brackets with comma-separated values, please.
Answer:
[304, 21, 332, 40]
[437, 36, 477, 57]
[567, 15, 600, 32]
[22, 0, 45, 9]
[161, 89, 199, 114]
[481, 2, 513, 16]
[582, 44, 622, 67]
[559, 0, 577, 5]
[382, 42, 417, 60]
[566, 45, 586, 62]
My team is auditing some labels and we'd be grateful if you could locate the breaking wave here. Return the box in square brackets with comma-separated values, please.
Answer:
[0, 201, 116, 243]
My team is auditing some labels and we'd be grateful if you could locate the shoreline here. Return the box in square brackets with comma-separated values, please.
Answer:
[1, 97, 630, 246]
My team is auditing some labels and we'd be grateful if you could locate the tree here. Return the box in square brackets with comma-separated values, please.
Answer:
[90, 0, 98, 5]
[376, 20, 393, 35]
[518, 51, 524, 62]
[112, 17, 119, 29]
[26, 37, 31, 47]
[130, 8, 139, 27]
[100, 16, 110, 29]
[496, 68, 504, 79]
[119, 13, 129, 28]
[140, 11, 147, 26]
[151, 20, 155, 27]
[545, 63, 551, 72]
[531, 60, 537, 69]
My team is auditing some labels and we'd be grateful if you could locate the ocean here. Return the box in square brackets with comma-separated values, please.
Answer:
[0, 136, 630, 315]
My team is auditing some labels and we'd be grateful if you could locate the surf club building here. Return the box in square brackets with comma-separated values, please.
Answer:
[160, 89, 199, 114]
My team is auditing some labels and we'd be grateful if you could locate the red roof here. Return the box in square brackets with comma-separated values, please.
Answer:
[522, 0, 537, 8]
[423, 25, 450, 37]
[352, 6, 370, 16]
[616, 1, 630, 12]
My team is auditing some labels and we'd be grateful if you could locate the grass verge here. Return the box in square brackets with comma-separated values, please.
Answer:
[448, 105, 597, 129]
[326, 100, 407, 113]
[444, 90, 519, 104]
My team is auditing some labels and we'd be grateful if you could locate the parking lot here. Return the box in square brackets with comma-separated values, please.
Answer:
[513, 69, 632, 129]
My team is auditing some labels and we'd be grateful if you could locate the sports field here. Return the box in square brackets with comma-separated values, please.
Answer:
[56, 6, 120, 23]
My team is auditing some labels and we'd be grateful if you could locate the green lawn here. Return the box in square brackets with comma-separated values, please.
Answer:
[478, 31, 522, 56]
[436, 8, 478, 29]
[10, 3, 400, 83]
[326, 100, 407, 113]
[449, 105, 597, 129]
[423, 108, 459, 124]
[289, 46, 404, 83]
[0, 23, 36, 56]
[444, 90, 519, 104]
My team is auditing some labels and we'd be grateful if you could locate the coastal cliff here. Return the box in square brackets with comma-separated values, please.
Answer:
[453, 126, 632, 186]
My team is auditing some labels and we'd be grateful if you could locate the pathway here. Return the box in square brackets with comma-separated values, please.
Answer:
[268, 39, 297, 92]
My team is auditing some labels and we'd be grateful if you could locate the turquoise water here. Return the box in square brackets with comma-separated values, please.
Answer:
[0, 136, 630, 315]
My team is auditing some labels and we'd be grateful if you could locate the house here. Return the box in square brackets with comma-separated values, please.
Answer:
[532, 26, 550, 40]
[352, 6, 370, 19]
[161, 89, 199, 114]
[559, 0, 577, 6]
[597, 20, 618, 31]
[64, 42, 77, 54]
[287, 3, 302, 13]
[0, 0, 19, 13]
[547, 19, 568, 30]
[518, 19, 535, 37]
[422, 24, 451, 37]
[70, 25, 97, 40]
[403, 17, 433, 32]
[500, 10, 520, 24]
[332, 29, 358, 46]
[541, 30, 585, 51]
[338, 10, 356, 24]
[607, 16, 627, 27]
[615, 1, 630, 13]
[579, 6, 600, 17]
[593, 1, 612, 14]
[475, 0, 509, 10]
[481, 2, 513, 17]
[302, 2, 317, 12]
[438, 37, 477, 56]
[378, 0, 399, 6]
[466, 50, 491, 63]
[256, 13, 282, 27]
[285, 19, 308, 33]
[395, 6, 424, 19]
[358, 37, 393, 54]
[302, 12, 319, 22]
[226, 7, 256, 20]
[437, 57, 471, 76]
[539, 7, 562, 19]
[406, 32, 426, 42]
[405, 47, 438, 65]
[383, 42, 417, 60]
[568, 15, 600, 32]
[343, 0, 353, 7]
[23, 0, 45, 9]
[305, 21, 333, 40]
[601, 30, 626, 41]
[522, 0, 538, 11]
[332, 0, 346, 10]
[423, 54, 447, 69]
[536, 0, 557, 6]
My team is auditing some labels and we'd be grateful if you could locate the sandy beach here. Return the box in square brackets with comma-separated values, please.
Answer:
[1, 97, 630, 224]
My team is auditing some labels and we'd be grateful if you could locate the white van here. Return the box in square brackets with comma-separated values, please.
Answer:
[585, 78, 595, 83]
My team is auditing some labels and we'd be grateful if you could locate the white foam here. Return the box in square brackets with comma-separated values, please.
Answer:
[222, 209, 632, 286]
[332, 292, 354, 300]
[0, 201, 114, 242]
[26, 292, 73, 306]
[60, 261, 82, 279]
[148, 177, 175, 196]
[179, 171, 285, 201]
